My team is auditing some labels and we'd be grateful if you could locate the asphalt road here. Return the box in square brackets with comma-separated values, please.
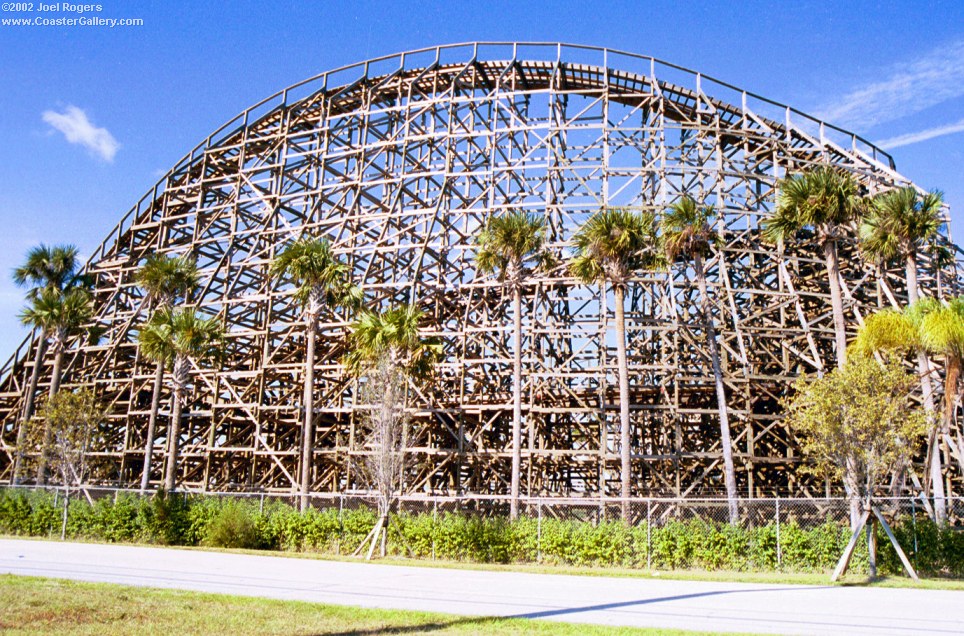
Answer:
[2, 539, 963, 635]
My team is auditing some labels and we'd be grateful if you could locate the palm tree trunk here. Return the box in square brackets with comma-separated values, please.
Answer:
[822, 239, 848, 369]
[614, 285, 632, 521]
[140, 362, 165, 494]
[21, 336, 46, 422]
[37, 346, 65, 485]
[694, 255, 739, 524]
[905, 254, 920, 303]
[164, 356, 189, 492]
[510, 286, 523, 520]
[163, 392, 184, 492]
[12, 336, 47, 484]
[937, 356, 960, 525]
[907, 254, 947, 524]
[300, 319, 317, 512]
[49, 347, 64, 398]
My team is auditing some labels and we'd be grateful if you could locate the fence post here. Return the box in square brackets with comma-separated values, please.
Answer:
[259, 492, 265, 515]
[775, 497, 782, 569]
[646, 499, 652, 570]
[337, 495, 344, 556]
[911, 497, 918, 570]
[537, 501, 543, 563]
[432, 499, 438, 561]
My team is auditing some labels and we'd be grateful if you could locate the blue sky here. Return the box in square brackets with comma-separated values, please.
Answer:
[0, 0, 962, 356]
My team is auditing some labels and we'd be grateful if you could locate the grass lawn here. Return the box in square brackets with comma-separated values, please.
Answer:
[0, 574, 733, 635]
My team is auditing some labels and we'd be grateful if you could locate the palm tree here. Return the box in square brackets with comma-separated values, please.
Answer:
[13, 244, 84, 301]
[860, 187, 946, 521]
[763, 166, 863, 369]
[11, 244, 86, 484]
[851, 309, 918, 359]
[134, 254, 200, 493]
[344, 304, 440, 376]
[138, 307, 224, 492]
[18, 286, 93, 483]
[570, 208, 660, 519]
[270, 237, 361, 511]
[860, 188, 943, 304]
[662, 197, 739, 523]
[475, 211, 552, 519]
[908, 298, 964, 524]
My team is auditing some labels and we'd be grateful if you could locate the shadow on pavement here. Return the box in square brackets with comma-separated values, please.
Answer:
[320, 585, 835, 634]
[509, 585, 830, 620]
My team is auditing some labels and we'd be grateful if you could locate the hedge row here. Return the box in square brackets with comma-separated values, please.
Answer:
[2, 489, 962, 576]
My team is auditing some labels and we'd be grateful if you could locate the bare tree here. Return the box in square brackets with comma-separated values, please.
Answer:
[345, 304, 439, 559]
[20, 389, 105, 539]
[352, 356, 410, 559]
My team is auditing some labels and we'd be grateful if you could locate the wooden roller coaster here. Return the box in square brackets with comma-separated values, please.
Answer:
[1, 43, 960, 500]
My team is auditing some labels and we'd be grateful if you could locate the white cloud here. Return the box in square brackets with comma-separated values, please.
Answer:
[816, 40, 964, 131]
[876, 117, 964, 150]
[42, 105, 120, 162]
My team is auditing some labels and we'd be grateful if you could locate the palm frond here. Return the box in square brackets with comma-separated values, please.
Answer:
[919, 307, 964, 360]
[272, 237, 358, 312]
[863, 187, 944, 261]
[858, 212, 901, 264]
[569, 208, 659, 284]
[568, 253, 604, 284]
[661, 196, 717, 262]
[930, 243, 955, 269]
[475, 210, 550, 283]
[344, 304, 438, 377]
[904, 297, 942, 329]
[13, 244, 82, 299]
[851, 310, 918, 357]
[138, 307, 224, 368]
[761, 206, 798, 244]
[763, 166, 862, 243]
[135, 254, 200, 305]
[19, 287, 93, 336]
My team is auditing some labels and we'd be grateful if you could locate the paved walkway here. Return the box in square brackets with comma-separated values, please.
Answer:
[2, 539, 963, 634]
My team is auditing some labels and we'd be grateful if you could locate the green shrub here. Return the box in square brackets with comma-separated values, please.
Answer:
[94, 494, 143, 542]
[2, 488, 962, 579]
[339, 508, 378, 554]
[135, 490, 192, 545]
[202, 502, 260, 549]
[389, 513, 435, 558]
[0, 489, 58, 536]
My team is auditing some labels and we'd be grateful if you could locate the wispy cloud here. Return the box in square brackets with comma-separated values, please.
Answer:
[877, 117, 964, 150]
[816, 40, 964, 131]
[42, 105, 119, 162]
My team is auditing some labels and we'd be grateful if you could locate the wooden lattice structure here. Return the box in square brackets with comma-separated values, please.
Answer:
[1, 43, 961, 498]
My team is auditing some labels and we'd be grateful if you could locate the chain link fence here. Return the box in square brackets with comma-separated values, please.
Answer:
[4, 485, 962, 574]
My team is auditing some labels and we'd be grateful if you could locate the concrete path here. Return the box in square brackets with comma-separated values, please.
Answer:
[1, 539, 962, 635]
